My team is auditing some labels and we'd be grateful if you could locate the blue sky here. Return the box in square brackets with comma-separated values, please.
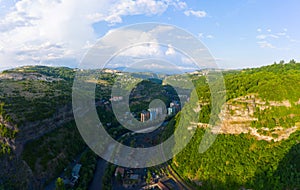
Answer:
[0, 0, 299, 71]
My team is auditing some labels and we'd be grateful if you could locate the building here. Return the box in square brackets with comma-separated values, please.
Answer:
[168, 101, 181, 115]
[157, 181, 170, 190]
[110, 96, 123, 102]
[149, 109, 157, 121]
[115, 167, 125, 177]
[168, 107, 175, 116]
[141, 111, 150, 122]
[129, 174, 140, 180]
[70, 164, 82, 186]
[142, 181, 170, 190]
[72, 164, 82, 178]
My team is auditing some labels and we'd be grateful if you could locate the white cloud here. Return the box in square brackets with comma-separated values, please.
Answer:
[87, 0, 171, 24]
[206, 34, 214, 39]
[119, 43, 162, 57]
[87, 0, 190, 24]
[181, 56, 194, 64]
[0, 0, 193, 70]
[174, 1, 187, 10]
[257, 41, 275, 49]
[256, 35, 266, 40]
[255, 28, 298, 50]
[257, 28, 262, 32]
[198, 33, 204, 38]
[256, 34, 278, 40]
[198, 33, 214, 39]
[184, 9, 207, 18]
[277, 32, 286, 36]
[165, 44, 175, 55]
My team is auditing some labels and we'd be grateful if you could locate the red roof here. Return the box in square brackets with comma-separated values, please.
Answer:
[157, 181, 169, 190]
[115, 167, 125, 177]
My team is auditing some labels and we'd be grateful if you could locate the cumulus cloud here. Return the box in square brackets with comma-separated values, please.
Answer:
[86, 0, 171, 24]
[165, 44, 176, 55]
[0, 0, 194, 70]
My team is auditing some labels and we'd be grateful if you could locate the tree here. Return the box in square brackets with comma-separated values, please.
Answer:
[116, 172, 122, 184]
[55, 177, 65, 190]
[289, 59, 296, 64]
[146, 171, 152, 184]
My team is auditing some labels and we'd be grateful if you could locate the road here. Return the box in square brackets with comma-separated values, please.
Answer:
[89, 122, 168, 189]
[89, 131, 130, 189]
[89, 158, 108, 190]
[167, 165, 195, 190]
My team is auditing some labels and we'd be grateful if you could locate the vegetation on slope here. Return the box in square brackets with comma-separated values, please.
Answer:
[172, 61, 300, 189]
[22, 121, 86, 185]
[173, 129, 300, 189]
[192, 61, 300, 129]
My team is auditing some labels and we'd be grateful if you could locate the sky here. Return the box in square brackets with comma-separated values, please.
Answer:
[0, 0, 300, 71]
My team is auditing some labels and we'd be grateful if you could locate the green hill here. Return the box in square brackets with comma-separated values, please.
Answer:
[171, 61, 300, 189]
[0, 62, 300, 189]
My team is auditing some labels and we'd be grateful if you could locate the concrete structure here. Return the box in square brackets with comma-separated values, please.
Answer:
[168, 107, 176, 116]
[141, 111, 150, 122]
[149, 109, 157, 121]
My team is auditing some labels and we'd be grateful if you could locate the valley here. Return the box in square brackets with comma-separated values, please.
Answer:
[0, 62, 299, 189]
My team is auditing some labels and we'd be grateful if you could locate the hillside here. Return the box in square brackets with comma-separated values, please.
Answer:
[0, 66, 77, 189]
[0, 66, 179, 189]
[0, 62, 299, 189]
[171, 61, 300, 189]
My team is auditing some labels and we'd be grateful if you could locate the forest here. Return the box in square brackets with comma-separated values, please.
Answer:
[172, 61, 300, 189]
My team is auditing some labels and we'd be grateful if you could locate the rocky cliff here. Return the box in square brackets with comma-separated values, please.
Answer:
[191, 94, 300, 142]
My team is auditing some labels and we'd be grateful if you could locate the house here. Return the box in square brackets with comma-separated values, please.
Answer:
[157, 181, 170, 190]
[69, 164, 82, 186]
[129, 174, 139, 180]
[168, 107, 175, 116]
[115, 167, 125, 177]
[149, 109, 156, 121]
[72, 164, 82, 178]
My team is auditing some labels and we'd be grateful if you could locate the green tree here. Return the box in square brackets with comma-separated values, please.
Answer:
[146, 171, 152, 184]
[55, 177, 65, 190]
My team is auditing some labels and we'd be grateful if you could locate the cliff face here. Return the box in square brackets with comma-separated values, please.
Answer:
[0, 115, 18, 150]
[14, 104, 74, 156]
[0, 104, 74, 189]
[193, 94, 300, 142]
[0, 68, 75, 189]
[0, 72, 63, 82]
[0, 155, 37, 189]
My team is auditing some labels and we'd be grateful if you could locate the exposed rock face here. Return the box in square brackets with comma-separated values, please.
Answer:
[191, 94, 299, 142]
[0, 72, 62, 82]
[0, 104, 74, 189]
[15, 104, 73, 156]
[0, 115, 18, 150]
